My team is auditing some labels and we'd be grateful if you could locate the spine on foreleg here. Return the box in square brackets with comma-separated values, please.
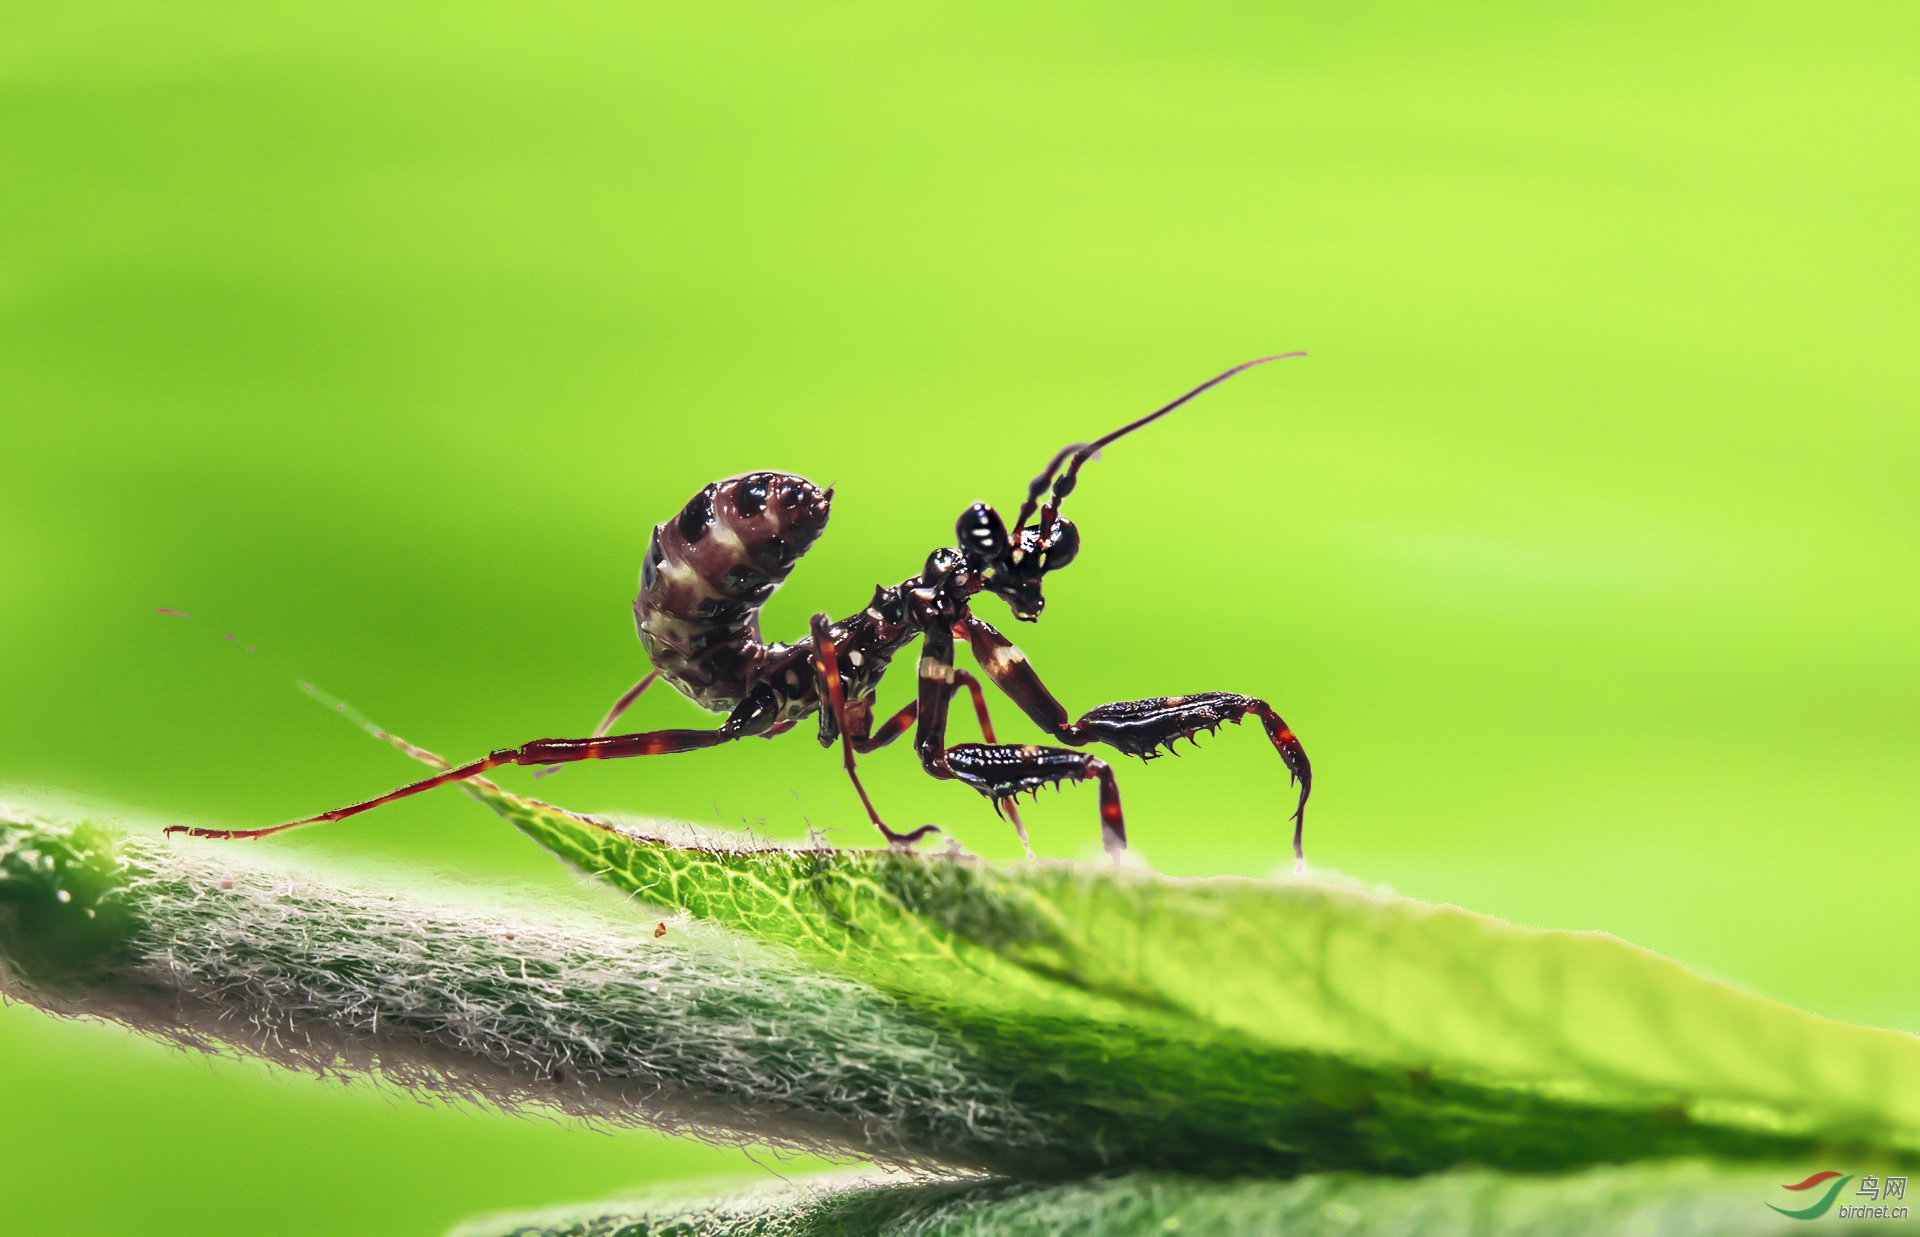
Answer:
[635, 473, 832, 712]
[1073, 693, 1253, 757]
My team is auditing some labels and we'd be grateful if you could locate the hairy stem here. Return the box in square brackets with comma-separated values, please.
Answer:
[0, 807, 1045, 1170]
[453, 1163, 1870, 1237]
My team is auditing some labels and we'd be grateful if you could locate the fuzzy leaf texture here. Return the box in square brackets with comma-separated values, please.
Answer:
[443, 760, 1920, 1180]
[4, 749, 1919, 1216]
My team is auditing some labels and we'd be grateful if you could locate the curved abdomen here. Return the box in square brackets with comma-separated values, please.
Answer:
[636, 472, 831, 712]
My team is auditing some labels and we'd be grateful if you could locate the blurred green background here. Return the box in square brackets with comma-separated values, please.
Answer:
[2, 1, 1915, 1232]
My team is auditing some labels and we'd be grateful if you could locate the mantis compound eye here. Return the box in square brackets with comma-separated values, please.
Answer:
[1039, 518, 1079, 572]
[956, 502, 1010, 561]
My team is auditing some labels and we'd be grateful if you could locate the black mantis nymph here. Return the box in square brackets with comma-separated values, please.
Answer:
[170, 357, 1312, 860]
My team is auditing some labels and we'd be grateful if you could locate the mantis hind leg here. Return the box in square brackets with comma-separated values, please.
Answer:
[810, 613, 938, 848]
[168, 699, 775, 841]
[535, 670, 663, 778]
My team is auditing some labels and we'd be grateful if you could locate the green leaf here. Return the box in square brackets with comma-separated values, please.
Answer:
[451, 1163, 1916, 1237]
[447, 762, 1920, 1180]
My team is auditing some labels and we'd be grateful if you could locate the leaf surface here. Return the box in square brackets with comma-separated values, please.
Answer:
[456, 772, 1920, 1178]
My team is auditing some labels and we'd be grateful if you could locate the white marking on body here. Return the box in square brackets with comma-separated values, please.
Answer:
[637, 620, 691, 655]
[644, 549, 729, 601]
[705, 518, 747, 557]
[918, 656, 955, 683]
[985, 643, 1026, 672]
[652, 556, 698, 586]
[847, 650, 864, 667]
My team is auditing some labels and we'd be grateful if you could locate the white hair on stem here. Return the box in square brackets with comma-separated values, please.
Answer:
[0, 809, 1050, 1172]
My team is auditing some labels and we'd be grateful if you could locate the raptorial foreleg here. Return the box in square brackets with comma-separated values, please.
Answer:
[941, 743, 1126, 859]
[912, 625, 1035, 854]
[959, 614, 1311, 860]
[1072, 693, 1311, 861]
